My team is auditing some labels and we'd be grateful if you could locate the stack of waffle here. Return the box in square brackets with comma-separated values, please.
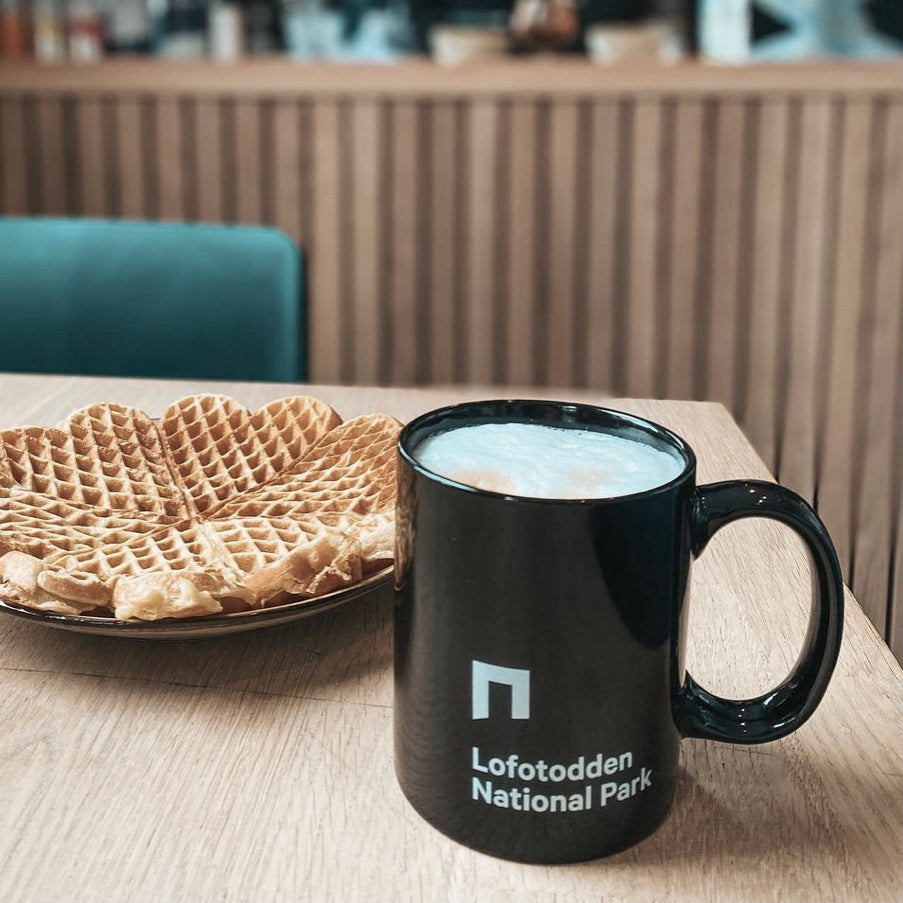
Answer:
[0, 395, 401, 621]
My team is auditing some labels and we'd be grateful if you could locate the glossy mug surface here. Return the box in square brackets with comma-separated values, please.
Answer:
[393, 400, 844, 864]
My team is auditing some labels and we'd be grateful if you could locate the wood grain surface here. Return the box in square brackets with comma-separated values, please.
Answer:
[0, 375, 899, 903]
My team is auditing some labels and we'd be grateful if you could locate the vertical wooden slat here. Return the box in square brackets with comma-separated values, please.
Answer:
[349, 100, 381, 385]
[855, 101, 903, 645]
[506, 100, 538, 386]
[272, 98, 311, 380]
[665, 98, 703, 401]
[778, 98, 832, 501]
[297, 103, 312, 255]
[115, 97, 145, 219]
[310, 100, 342, 382]
[235, 98, 261, 224]
[547, 101, 579, 388]
[155, 97, 184, 221]
[744, 98, 790, 473]
[389, 102, 418, 385]
[428, 101, 458, 384]
[272, 100, 302, 244]
[195, 98, 224, 223]
[625, 99, 661, 398]
[818, 100, 873, 578]
[465, 99, 498, 384]
[75, 96, 106, 216]
[705, 99, 746, 408]
[0, 96, 28, 214]
[35, 96, 66, 214]
[584, 100, 619, 392]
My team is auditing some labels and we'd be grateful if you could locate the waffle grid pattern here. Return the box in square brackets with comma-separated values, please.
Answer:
[216, 414, 399, 520]
[160, 395, 343, 516]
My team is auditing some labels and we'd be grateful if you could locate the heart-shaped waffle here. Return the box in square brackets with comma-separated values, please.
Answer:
[0, 395, 401, 620]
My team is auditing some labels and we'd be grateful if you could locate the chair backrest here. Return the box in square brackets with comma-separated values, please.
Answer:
[0, 217, 306, 382]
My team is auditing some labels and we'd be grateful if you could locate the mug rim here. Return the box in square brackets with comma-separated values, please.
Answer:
[397, 399, 697, 505]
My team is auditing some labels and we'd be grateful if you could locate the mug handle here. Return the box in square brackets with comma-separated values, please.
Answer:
[677, 480, 844, 744]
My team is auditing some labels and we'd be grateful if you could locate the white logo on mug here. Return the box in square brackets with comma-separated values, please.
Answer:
[472, 660, 531, 720]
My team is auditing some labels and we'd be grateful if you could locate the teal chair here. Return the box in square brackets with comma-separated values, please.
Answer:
[0, 218, 307, 382]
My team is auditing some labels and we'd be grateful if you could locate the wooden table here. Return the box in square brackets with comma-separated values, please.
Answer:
[0, 374, 900, 903]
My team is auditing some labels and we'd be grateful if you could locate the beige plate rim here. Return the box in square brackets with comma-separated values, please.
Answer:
[0, 567, 393, 640]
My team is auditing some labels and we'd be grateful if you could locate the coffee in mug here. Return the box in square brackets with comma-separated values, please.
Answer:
[394, 400, 844, 863]
[414, 421, 684, 499]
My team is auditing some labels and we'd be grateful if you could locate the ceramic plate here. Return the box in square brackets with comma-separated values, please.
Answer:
[0, 567, 392, 640]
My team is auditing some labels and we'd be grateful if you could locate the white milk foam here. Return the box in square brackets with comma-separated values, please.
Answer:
[414, 421, 684, 500]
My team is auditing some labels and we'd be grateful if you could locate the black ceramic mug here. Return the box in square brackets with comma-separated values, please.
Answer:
[393, 400, 844, 864]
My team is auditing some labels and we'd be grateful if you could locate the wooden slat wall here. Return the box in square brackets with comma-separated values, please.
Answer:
[1, 70, 901, 661]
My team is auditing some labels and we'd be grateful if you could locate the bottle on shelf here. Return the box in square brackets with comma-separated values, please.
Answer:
[68, 0, 104, 61]
[696, 0, 750, 62]
[0, 0, 30, 58]
[208, 1, 244, 60]
[33, 0, 67, 61]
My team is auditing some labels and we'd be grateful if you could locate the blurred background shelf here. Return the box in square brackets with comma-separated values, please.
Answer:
[1, 56, 901, 93]
[1, 57, 902, 663]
